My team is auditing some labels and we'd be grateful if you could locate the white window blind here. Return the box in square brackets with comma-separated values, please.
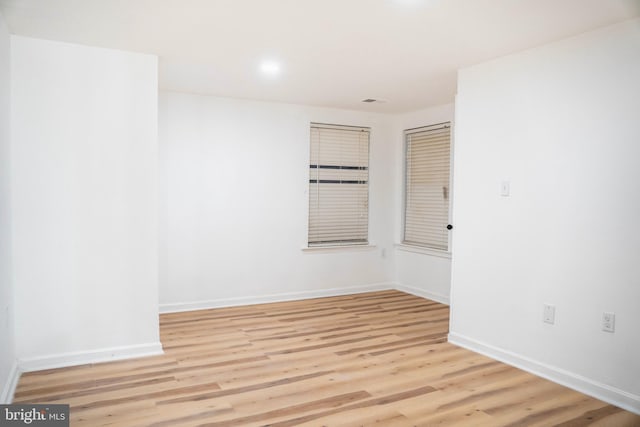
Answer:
[308, 123, 370, 247]
[403, 123, 451, 250]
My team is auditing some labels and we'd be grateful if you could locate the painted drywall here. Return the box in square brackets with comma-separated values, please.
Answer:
[0, 11, 17, 403]
[393, 104, 454, 304]
[11, 36, 161, 367]
[159, 92, 395, 310]
[450, 19, 640, 412]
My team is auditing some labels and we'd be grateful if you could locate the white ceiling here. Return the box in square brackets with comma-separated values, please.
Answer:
[1, 0, 639, 113]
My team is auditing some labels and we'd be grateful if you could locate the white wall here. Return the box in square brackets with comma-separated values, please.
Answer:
[450, 19, 640, 413]
[0, 11, 17, 403]
[392, 104, 454, 304]
[11, 36, 161, 369]
[159, 92, 395, 311]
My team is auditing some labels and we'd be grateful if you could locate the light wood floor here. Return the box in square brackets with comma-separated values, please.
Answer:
[14, 290, 640, 426]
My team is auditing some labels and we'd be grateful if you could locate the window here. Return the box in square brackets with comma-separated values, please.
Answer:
[403, 122, 451, 250]
[308, 123, 370, 247]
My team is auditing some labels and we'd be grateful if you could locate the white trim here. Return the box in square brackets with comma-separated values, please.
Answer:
[394, 283, 450, 305]
[310, 122, 370, 132]
[448, 332, 640, 416]
[404, 122, 451, 135]
[19, 342, 164, 373]
[395, 243, 451, 259]
[160, 282, 394, 314]
[302, 244, 377, 253]
[0, 361, 20, 404]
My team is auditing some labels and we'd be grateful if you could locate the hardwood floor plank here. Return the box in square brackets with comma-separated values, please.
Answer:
[265, 385, 438, 427]
[314, 410, 411, 427]
[554, 405, 625, 426]
[178, 390, 372, 427]
[13, 377, 176, 403]
[157, 370, 334, 405]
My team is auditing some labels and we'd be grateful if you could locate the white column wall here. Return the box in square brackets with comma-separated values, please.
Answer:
[11, 36, 161, 369]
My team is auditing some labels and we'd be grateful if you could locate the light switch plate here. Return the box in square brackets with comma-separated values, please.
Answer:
[543, 304, 555, 324]
[501, 181, 510, 197]
[602, 312, 615, 333]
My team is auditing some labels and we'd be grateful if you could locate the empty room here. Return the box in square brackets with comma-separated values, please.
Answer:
[0, 0, 639, 425]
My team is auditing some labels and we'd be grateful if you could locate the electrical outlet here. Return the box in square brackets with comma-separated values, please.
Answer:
[602, 312, 615, 333]
[543, 304, 555, 324]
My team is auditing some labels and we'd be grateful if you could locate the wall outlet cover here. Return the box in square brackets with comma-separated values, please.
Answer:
[602, 312, 615, 333]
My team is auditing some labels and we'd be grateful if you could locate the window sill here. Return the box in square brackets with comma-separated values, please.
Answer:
[302, 244, 377, 253]
[395, 243, 451, 259]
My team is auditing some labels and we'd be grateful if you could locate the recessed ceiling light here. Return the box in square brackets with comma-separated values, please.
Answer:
[392, 0, 438, 7]
[260, 60, 281, 76]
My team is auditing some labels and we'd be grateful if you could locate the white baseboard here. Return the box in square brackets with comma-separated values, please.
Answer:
[0, 361, 20, 404]
[394, 283, 450, 305]
[19, 342, 164, 373]
[448, 332, 640, 416]
[159, 282, 395, 314]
